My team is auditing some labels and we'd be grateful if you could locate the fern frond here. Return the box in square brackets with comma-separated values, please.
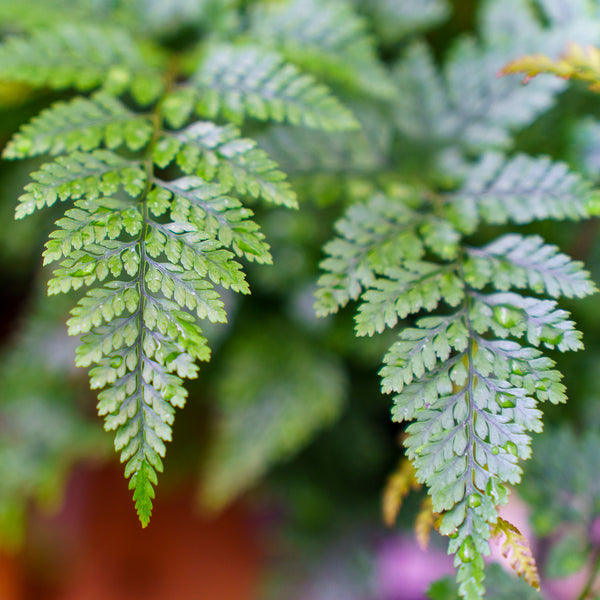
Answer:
[4, 93, 154, 158]
[393, 39, 565, 153]
[154, 122, 298, 208]
[0, 24, 166, 103]
[315, 189, 459, 316]
[354, 0, 451, 44]
[249, 0, 394, 99]
[3, 13, 352, 523]
[382, 457, 420, 527]
[449, 153, 594, 232]
[464, 234, 597, 298]
[15, 150, 146, 219]
[168, 44, 359, 131]
[50, 170, 250, 524]
[317, 172, 595, 598]
[356, 265, 464, 336]
[491, 517, 540, 590]
[150, 176, 272, 265]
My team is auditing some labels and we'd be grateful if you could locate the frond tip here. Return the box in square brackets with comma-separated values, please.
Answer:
[129, 460, 158, 528]
[492, 517, 540, 590]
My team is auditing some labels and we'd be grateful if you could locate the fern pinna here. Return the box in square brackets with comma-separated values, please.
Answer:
[0, 22, 357, 525]
[316, 153, 597, 599]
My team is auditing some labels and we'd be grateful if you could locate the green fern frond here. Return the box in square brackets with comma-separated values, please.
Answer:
[4, 93, 154, 158]
[464, 234, 597, 298]
[317, 157, 596, 598]
[393, 39, 565, 154]
[153, 121, 298, 208]
[2, 10, 359, 524]
[315, 189, 448, 316]
[14, 150, 146, 219]
[167, 44, 359, 130]
[0, 24, 166, 102]
[249, 0, 394, 98]
[150, 176, 272, 265]
[448, 153, 594, 232]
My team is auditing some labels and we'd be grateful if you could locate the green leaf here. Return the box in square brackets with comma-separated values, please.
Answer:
[0, 24, 166, 102]
[464, 234, 597, 299]
[449, 154, 593, 232]
[315, 191, 426, 316]
[176, 44, 359, 131]
[249, 0, 394, 98]
[155, 121, 298, 208]
[3, 93, 153, 158]
[16, 150, 145, 218]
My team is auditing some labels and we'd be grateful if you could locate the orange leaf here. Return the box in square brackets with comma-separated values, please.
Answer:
[491, 517, 540, 590]
[414, 496, 438, 550]
[500, 43, 600, 92]
[382, 458, 420, 527]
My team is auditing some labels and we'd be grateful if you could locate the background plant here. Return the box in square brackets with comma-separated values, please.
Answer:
[1, 1, 600, 599]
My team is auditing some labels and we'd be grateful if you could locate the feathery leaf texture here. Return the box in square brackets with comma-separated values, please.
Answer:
[491, 518, 540, 590]
[4, 93, 154, 158]
[166, 44, 359, 131]
[447, 153, 594, 232]
[393, 41, 565, 154]
[0, 24, 166, 103]
[153, 121, 298, 208]
[249, 0, 394, 98]
[1, 18, 355, 526]
[317, 153, 596, 599]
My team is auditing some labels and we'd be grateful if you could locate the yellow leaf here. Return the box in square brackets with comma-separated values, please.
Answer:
[382, 457, 420, 527]
[500, 43, 600, 92]
[491, 517, 540, 590]
[414, 496, 439, 550]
